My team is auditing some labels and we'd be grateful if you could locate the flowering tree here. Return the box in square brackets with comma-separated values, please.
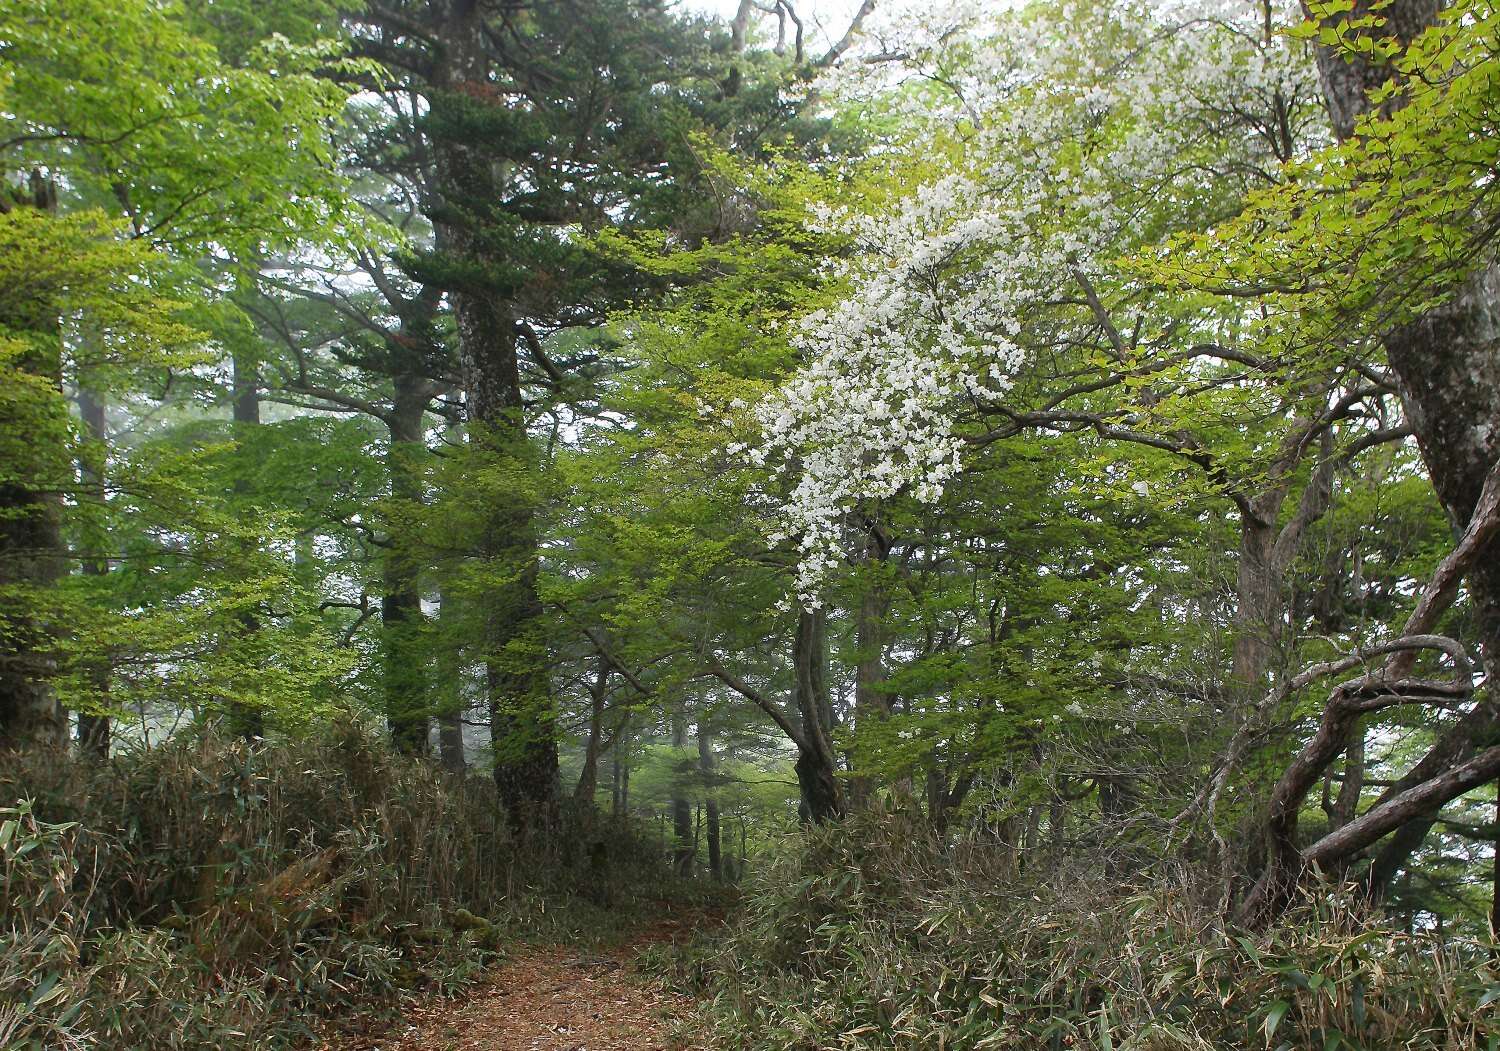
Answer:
[731, 0, 1499, 917]
[756, 0, 1335, 605]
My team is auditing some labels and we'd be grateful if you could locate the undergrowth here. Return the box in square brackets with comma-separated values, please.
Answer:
[0, 724, 686, 1050]
[651, 812, 1500, 1051]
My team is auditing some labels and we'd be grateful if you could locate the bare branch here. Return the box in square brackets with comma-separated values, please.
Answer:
[703, 657, 807, 749]
[817, 0, 877, 67]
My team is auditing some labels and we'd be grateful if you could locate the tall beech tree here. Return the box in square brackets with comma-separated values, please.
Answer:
[1304, 0, 1500, 895]
[1202, 0, 1500, 921]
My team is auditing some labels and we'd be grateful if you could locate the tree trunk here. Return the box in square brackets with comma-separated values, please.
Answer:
[1304, 0, 1500, 636]
[227, 344, 266, 740]
[794, 609, 845, 823]
[75, 386, 111, 759]
[382, 387, 430, 755]
[575, 659, 609, 806]
[1232, 434, 1336, 698]
[434, 586, 467, 774]
[1098, 774, 1135, 879]
[1232, 510, 1281, 693]
[1384, 268, 1500, 669]
[0, 172, 68, 751]
[1020, 805, 1040, 874]
[612, 748, 624, 818]
[1049, 788, 1065, 860]
[671, 710, 694, 875]
[925, 765, 950, 837]
[1330, 727, 1364, 830]
[1300, 0, 1500, 896]
[698, 724, 722, 881]
[851, 529, 893, 804]
[437, 706, 465, 773]
[1493, 788, 1499, 943]
[618, 747, 631, 818]
[1307, 0, 1442, 144]
[427, 5, 558, 827]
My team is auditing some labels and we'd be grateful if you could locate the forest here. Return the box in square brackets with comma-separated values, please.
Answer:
[2, 0, 1500, 1047]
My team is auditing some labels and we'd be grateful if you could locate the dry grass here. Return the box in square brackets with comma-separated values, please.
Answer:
[658, 812, 1500, 1050]
[0, 724, 680, 1050]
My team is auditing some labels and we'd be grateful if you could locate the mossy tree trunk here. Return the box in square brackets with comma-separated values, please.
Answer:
[382, 384, 431, 755]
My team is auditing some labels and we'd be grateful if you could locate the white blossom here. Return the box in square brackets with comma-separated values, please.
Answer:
[756, 0, 1315, 603]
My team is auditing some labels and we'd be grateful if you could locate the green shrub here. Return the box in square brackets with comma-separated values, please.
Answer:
[660, 813, 1500, 1050]
[0, 724, 677, 1049]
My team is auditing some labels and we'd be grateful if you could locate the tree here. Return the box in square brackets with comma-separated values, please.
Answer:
[1161, 0, 1500, 921]
[348, 0, 736, 824]
[0, 0, 361, 745]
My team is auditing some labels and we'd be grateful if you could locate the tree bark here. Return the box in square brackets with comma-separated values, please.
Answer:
[1330, 727, 1364, 830]
[1237, 463, 1498, 923]
[1384, 272, 1500, 667]
[1232, 509, 1281, 692]
[794, 609, 844, 823]
[575, 658, 610, 805]
[850, 528, 894, 804]
[1232, 427, 1338, 695]
[925, 766, 950, 836]
[702, 618, 845, 825]
[382, 385, 430, 755]
[427, 2, 558, 826]
[1308, 0, 1442, 143]
[612, 746, 623, 817]
[699, 723, 722, 880]
[1305, 744, 1500, 867]
[613, 744, 630, 819]
[227, 344, 266, 740]
[671, 710, 695, 874]
[1300, 0, 1500, 894]
[1048, 789, 1065, 860]
[1098, 774, 1135, 879]
[1492, 789, 1499, 943]
[437, 706, 465, 773]
[1303, 0, 1500, 644]
[433, 585, 467, 774]
[74, 386, 111, 759]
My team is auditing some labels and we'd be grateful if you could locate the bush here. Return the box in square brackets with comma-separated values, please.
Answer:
[0, 724, 676, 1050]
[659, 813, 1500, 1050]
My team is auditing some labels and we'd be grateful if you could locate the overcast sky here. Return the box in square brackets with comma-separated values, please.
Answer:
[685, 0, 871, 56]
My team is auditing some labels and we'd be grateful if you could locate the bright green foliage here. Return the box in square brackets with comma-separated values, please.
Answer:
[58, 424, 370, 722]
[0, 208, 200, 496]
[1162, 0, 1500, 343]
[0, 0, 370, 731]
[0, 0, 1497, 1042]
[549, 154, 839, 783]
[1, 0, 363, 254]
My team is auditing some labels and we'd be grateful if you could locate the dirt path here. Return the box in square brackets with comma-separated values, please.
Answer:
[328, 916, 708, 1051]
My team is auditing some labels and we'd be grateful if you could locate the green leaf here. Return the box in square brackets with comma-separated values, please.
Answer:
[1264, 1000, 1291, 1042]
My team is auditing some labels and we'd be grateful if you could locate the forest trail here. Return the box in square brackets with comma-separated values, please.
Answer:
[329, 913, 709, 1051]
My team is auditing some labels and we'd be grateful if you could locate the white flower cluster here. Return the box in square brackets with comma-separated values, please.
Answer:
[757, 0, 1315, 604]
[754, 171, 1031, 600]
